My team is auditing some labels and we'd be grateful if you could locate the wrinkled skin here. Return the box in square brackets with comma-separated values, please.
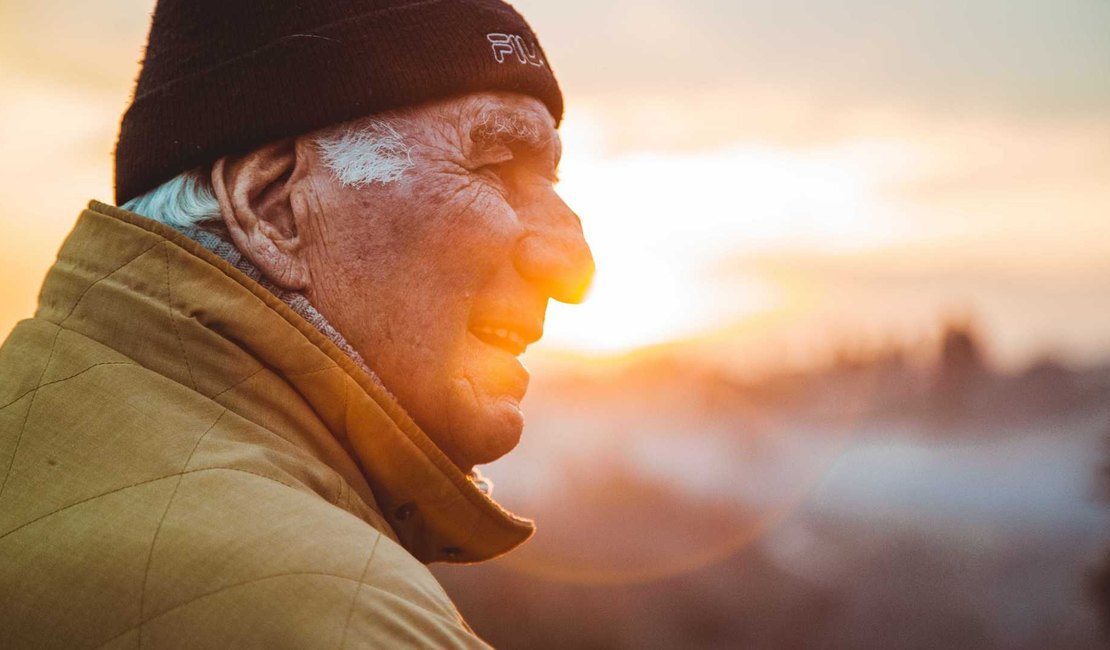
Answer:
[210, 92, 594, 471]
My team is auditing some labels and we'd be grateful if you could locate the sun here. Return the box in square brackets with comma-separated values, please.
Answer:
[537, 112, 915, 356]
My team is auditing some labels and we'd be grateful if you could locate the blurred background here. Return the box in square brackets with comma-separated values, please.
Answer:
[2, 0, 1109, 647]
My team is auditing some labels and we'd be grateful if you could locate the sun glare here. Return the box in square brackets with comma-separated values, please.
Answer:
[539, 112, 919, 355]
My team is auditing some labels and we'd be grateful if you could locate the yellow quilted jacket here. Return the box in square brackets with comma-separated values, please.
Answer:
[0, 201, 534, 648]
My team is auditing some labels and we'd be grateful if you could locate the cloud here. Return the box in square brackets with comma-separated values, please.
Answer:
[514, 0, 1110, 154]
[524, 0, 1110, 111]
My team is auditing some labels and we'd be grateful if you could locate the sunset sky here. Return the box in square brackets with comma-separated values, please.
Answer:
[2, 0, 1108, 370]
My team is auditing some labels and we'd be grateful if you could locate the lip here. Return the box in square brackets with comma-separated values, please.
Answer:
[465, 330, 532, 404]
[468, 318, 543, 356]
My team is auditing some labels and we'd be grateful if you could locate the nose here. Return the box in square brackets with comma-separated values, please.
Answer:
[513, 195, 595, 304]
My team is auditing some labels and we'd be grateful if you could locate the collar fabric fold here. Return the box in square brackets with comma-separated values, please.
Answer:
[31, 200, 531, 562]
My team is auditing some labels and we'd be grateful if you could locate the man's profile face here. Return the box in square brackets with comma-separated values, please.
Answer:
[296, 92, 594, 470]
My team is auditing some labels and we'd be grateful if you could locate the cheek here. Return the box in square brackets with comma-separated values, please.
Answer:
[413, 177, 521, 268]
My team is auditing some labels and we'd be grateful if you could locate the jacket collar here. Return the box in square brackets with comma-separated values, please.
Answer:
[177, 225, 378, 378]
[36, 201, 534, 563]
[174, 224, 497, 497]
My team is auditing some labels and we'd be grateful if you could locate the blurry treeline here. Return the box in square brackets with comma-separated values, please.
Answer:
[434, 320, 1110, 649]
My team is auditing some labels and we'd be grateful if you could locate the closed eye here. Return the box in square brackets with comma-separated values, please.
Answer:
[475, 162, 506, 181]
[472, 161, 510, 197]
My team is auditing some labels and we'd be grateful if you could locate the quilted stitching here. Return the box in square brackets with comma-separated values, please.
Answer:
[163, 243, 198, 392]
[0, 327, 60, 500]
[338, 535, 381, 650]
[137, 409, 228, 646]
[0, 241, 163, 500]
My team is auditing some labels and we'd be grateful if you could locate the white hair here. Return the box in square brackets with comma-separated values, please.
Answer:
[120, 169, 221, 230]
[313, 121, 413, 189]
[121, 118, 414, 229]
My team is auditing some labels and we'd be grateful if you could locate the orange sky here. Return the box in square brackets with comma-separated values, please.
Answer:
[2, 0, 1109, 370]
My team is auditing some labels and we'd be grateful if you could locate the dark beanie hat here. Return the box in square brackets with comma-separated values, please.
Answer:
[114, 0, 563, 204]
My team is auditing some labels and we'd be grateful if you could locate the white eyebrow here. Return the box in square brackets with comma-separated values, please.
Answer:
[469, 109, 553, 153]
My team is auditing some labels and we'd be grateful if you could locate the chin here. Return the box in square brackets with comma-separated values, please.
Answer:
[385, 332, 530, 470]
[448, 395, 525, 469]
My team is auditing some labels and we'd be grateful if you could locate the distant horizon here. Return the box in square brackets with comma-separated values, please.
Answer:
[528, 312, 1110, 379]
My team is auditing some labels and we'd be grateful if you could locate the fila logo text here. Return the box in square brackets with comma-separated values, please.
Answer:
[487, 33, 545, 67]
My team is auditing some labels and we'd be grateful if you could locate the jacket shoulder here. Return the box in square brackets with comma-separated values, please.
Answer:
[2, 451, 484, 649]
[0, 320, 485, 647]
[109, 471, 489, 649]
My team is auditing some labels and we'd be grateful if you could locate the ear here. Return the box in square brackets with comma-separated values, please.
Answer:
[211, 139, 310, 291]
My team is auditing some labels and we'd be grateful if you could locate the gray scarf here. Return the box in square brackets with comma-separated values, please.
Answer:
[178, 227, 375, 378]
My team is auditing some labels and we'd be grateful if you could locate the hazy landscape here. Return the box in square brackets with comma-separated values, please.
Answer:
[435, 322, 1110, 648]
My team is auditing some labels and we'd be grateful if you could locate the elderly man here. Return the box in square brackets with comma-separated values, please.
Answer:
[0, 0, 592, 647]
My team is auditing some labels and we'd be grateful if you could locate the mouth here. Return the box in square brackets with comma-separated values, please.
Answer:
[469, 321, 541, 357]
